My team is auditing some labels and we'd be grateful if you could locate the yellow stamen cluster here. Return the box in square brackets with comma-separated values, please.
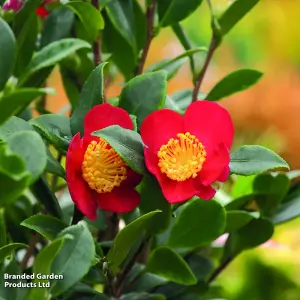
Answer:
[158, 132, 206, 181]
[82, 139, 127, 193]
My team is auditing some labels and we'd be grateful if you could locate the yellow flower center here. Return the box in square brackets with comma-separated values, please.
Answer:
[157, 132, 206, 181]
[82, 139, 127, 193]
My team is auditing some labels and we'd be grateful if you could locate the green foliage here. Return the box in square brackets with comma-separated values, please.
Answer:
[0, 243, 28, 264]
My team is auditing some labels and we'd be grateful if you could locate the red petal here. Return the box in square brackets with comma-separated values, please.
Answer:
[123, 168, 143, 187]
[199, 143, 230, 186]
[66, 133, 98, 220]
[184, 101, 234, 149]
[84, 104, 133, 136]
[196, 184, 216, 200]
[218, 165, 230, 182]
[96, 187, 140, 213]
[140, 109, 184, 152]
[36, 5, 49, 17]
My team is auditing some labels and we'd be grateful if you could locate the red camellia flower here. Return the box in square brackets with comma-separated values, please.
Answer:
[140, 100, 234, 203]
[66, 104, 142, 220]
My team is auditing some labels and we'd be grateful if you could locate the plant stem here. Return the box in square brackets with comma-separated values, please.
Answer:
[192, 36, 216, 102]
[136, 0, 156, 75]
[114, 237, 151, 297]
[20, 234, 40, 269]
[207, 256, 233, 284]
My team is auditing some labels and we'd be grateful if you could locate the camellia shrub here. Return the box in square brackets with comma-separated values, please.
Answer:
[0, 0, 298, 299]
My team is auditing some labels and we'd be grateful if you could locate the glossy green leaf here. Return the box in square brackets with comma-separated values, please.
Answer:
[21, 214, 67, 240]
[107, 210, 161, 273]
[28, 38, 91, 74]
[225, 211, 255, 233]
[121, 293, 166, 300]
[6, 131, 47, 182]
[230, 145, 290, 176]
[0, 243, 28, 264]
[230, 218, 274, 255]
[93, 125, 146, 174]
[0, 88, 53, 125]
[168, 199, 226, 248]
[31, 177, 63, 219]
[218, 0, 260, 35]
[40, 6, 75, 48]
[70, 63, 107, 136]
[0, 18, 16, 91]
[158, 0, 203, 27]
[119, 71, 168, 127]
[51, 223, 95, 296]
[46, 149, 66, 178]
[26, 238, 65, 300]
[139, 175, 172, 234]
[206, 69, 263, 101]
[30, 114, 72, 151]
[146, 246, 197, 285]
[66, 2, 104, 42]
[253, 173, 290, 216]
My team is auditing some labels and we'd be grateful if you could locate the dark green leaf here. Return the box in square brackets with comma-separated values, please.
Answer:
[206, 69, 263, 101]
[40, 6, 75, 48]
[107, 210, 161, 273]
[66, 2, 104, 42]
[21, 214, 67, 240]
[253, 173, 290, 216]
[168, 199, 226, 248]
[31, 177, 63, 219]
[218, 0, 260, 35]
[230, 218, 274, 255]
[225, 211, 255, 233]
[70, 63, 107, 136]
[51, 223, 96, 296]
[26, 238, 65, 300]
[46, 149, 66, 178]
[230, 145, 290, 176]
[121, 293, 166, 300]
[20, 66, 54, 88]
[0, 18, 16, 91]
[225, 195, 256, 211]
[93, 125, 146, 174]
[30, 114, 72, 151]
[158, 0, 203, 27]
[139, 175, 172, 234]
[0, 209, 6, 248]
[6, 131, 47, 182]
[28, 38, 91, 74]
[146, 246, 197, 285]
[0, 88, 52, 125]
[119, 71, 168, 127]
[0, 243, 28, 264]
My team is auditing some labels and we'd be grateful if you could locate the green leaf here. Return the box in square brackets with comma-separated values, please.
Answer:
[225, 211, 255, 233]
[0, 88, 52, 125]
[14, 14, 38, 77]
[231, 175, 256, 199]
[51, 223, 96, 296]
[40, 7, 75, 48]
[21, 214, 67, 240]
[158, 0, 203, 27]
[0, 209, 6, 248]
[6, 131, 47, 182]
[253, 173, 290, 216]
[230, 218, 274, 255]
[66, 2, 104, 42]
[93, 125, 146, 175]
[31, 177, 63, 219]
[46, 149, 66, 178]
[168, 89, 205, 111]
[168, 199, 226, 248]
[218, 0, 260, 35]
[0, 116, 33, 140]
[119, 71, 168, 128]
[107, 210, 161, 273]
[28, 38, 91, 74]
[30, 114, 72, 152]
[139, 175, 172, 234]
[230, 145, 290, 176]
[206, 69, 263, 101]
[70, 63, 107, 136]
[146, 246, 197, 285]
[0, 18, 16, 91]
[0, 243, 28, 264]
[121, 293, 166, 300]
[26, 238, 65, 300]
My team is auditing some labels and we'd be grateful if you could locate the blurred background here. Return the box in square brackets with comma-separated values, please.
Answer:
[45, 0, 300, 298]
